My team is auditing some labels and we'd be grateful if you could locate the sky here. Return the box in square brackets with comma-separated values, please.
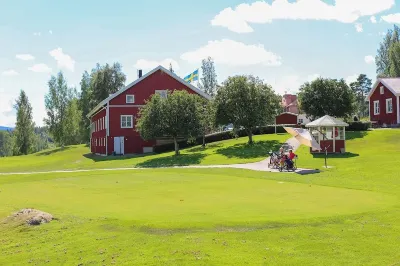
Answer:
[1, 0, 400, 127]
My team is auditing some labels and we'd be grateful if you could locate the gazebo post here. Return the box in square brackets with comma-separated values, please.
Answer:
[333, 126, 336, 153]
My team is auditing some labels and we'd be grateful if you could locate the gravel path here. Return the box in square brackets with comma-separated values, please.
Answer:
[0, 137, 319, 176]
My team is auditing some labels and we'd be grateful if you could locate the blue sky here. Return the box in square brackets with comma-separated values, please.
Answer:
[1, 0, 399, 127]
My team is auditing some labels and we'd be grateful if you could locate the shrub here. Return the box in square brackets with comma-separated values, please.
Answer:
[346, 121, 371, 131]
[153, 125, 297, 153]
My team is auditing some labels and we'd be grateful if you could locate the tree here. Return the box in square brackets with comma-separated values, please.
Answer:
[349, 74, 372, 118]
[90, 62, 126, 105]
[298, 78, 356, 120]
[14, 90, 35, 155]
[0, 131, 14, 157]
[196, 98, 216, 147]
[64, 97, 82, 145]
[44, 72, 74, 146]
[389, 42, 400, 77]
[376, 25, 400, 77]
[136, 90, 203, 155]
[200, 57, 218, 97]
[78, 71, 92, 143]
[214, 75, 280, 144]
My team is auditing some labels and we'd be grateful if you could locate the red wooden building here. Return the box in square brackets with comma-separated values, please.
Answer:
[87, 65, 211, 155]
[367, 78, 400, 126]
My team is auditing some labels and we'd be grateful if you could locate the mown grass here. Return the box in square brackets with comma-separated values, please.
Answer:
[0, 134, 287, 173]
[1, 129, 400, 265]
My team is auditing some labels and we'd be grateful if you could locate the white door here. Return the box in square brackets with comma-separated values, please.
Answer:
[120, 137, 125, 155]
[114, 137, 121, 155]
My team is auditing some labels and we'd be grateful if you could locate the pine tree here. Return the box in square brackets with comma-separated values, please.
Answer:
[14, 90, 35, 155]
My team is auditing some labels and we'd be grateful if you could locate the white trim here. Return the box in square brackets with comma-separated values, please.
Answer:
[397, 96, 400, 124]
[368, 78, 400, 100]
[386, 98, 393, 113]
[373, 100, 380, 115]
[333, 126, 336, 153]
[106, 102, 109, 155]
[87, 65, 211, 118]
[126, 95, 135, 103]
[109, 105, 145, 108]
[120, 115, 133, 129]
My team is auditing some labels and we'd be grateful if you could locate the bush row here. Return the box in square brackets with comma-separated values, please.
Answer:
[345, 121, 371, 131]
[153, 125, 297, 153]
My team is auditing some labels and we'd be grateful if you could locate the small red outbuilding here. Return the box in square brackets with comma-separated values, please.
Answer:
[275, 112, 298, 125]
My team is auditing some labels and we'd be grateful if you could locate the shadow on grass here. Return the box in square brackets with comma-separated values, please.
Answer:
[346, 131, 368, 140]
[311, 152, 360, 159]
[36, 146, 73, 156]
[187, 143, 224, 153]
[216, 140, 282, 159]
[136, 153, 207, 168]
[83, 153, 151, 162]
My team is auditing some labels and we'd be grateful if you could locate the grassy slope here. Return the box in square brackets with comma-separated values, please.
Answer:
[1, 130, 400, 265]
[0, 134, 288, 173]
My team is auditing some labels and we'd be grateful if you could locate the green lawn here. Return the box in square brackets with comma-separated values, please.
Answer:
[0, 134, 287, 173]
[1, 130, 400, 265]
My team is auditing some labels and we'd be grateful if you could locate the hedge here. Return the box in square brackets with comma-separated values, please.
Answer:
[153, 125, 297, 153]
[345, 121, 371, 131]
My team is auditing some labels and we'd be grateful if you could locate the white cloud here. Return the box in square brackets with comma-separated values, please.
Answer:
[16, 54, 35, 61]
[33, 32, 41, 36]
[370, 16, 377, 23]
[49, 30, 53, 34]
[134, 58, 180, 70]
[365, 55, 375, 64]
[270, 73, 320, 95]
[381, 13, 400, 23]
[28, 63, 52, 73]
[355, 23, 363, 32]
[49, 48, 75, 72]
[2, 69, 19, 76]
[346, 74, 359, 85]
[212, 0, 395, 33]
[181, 39, 282, 67]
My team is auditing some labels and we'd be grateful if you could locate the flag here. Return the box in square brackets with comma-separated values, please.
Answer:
[184, 69, 199, 83]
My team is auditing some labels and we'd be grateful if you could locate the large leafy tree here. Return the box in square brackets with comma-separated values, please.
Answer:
[78, 71, 93, 142]
[0, 131, 14, 157]
[90, 62, 126, 105]
[349, 74, 372, 118]
[200, 57, 218, 97]
[215, 75, 280, 144]
[298, 78, 356, 120]
[376, 25, 400, 77]
[14, 90, 36, 155]
[136, 90, 203, 155]
[196, 98, 216, 147]
[44, 72, 78, 146]
[64, 96, 82, 145]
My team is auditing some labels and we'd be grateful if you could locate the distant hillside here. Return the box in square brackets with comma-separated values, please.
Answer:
[0, 126, 14, 131]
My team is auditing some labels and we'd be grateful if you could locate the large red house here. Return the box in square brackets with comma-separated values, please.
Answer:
[87, 65, 211, 155]
[368, 78, 400, 126]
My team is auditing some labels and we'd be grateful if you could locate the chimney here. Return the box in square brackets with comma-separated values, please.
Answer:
[138, 69, 143, 78]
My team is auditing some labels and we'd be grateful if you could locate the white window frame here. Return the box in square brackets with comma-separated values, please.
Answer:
[155, 90, 168, 98]
[126, 95, 135, 104]
[121, 115, 133, 129]
[298, 118, 304, 124]
[386, 98, 393, 113]
[380, 86, 384, 94]
[374, 100, 380, 115]
[103, 117, 105, 129]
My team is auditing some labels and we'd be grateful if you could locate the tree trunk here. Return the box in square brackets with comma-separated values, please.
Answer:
[173, 137, 180, 156]
[247, 129, 253, 145]
[202, 134, 206, 148]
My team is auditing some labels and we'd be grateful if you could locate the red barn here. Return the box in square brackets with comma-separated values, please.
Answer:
[275, 112, 298, 125]
[87, 65, 211, 155]
[368, 78, 400, 126]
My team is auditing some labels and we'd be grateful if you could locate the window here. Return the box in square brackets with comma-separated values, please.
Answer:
[155, 90, 168, 98]
[126, 95, 135, 103]
[121, 115, 133, 128]
[104, 137, 106, 147]
[386, 98, 393, 113]
[374, 100, 380, 115]
[95, 139, 97, 146]
[298, 118, 304, 124]
[103, 117, 105, 129]
[380, 86, 384, 94]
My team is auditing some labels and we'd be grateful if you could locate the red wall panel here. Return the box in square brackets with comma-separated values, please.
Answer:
[276, 113, 298, 125]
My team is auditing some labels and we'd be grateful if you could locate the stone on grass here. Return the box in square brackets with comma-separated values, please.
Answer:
[6, 209, 53, 226]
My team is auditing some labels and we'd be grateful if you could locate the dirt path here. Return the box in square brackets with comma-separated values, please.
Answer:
[0, 137, 318, 176]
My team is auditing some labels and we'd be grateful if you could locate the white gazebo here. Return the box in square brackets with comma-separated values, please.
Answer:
[305, 115, 349, 153]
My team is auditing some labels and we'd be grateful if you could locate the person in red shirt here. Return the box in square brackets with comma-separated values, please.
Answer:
[288, 150, 296, 161]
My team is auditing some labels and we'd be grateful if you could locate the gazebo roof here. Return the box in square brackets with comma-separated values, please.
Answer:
[305, 115, 349, 127]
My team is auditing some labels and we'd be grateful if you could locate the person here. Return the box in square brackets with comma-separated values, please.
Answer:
[286, 149, 296, 169]
[279, 147, 285, 167]
[288, 149, 296, 161]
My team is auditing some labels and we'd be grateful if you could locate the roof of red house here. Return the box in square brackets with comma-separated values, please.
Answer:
[368, 78, 400, 99]
[87, 65, 211, 118]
